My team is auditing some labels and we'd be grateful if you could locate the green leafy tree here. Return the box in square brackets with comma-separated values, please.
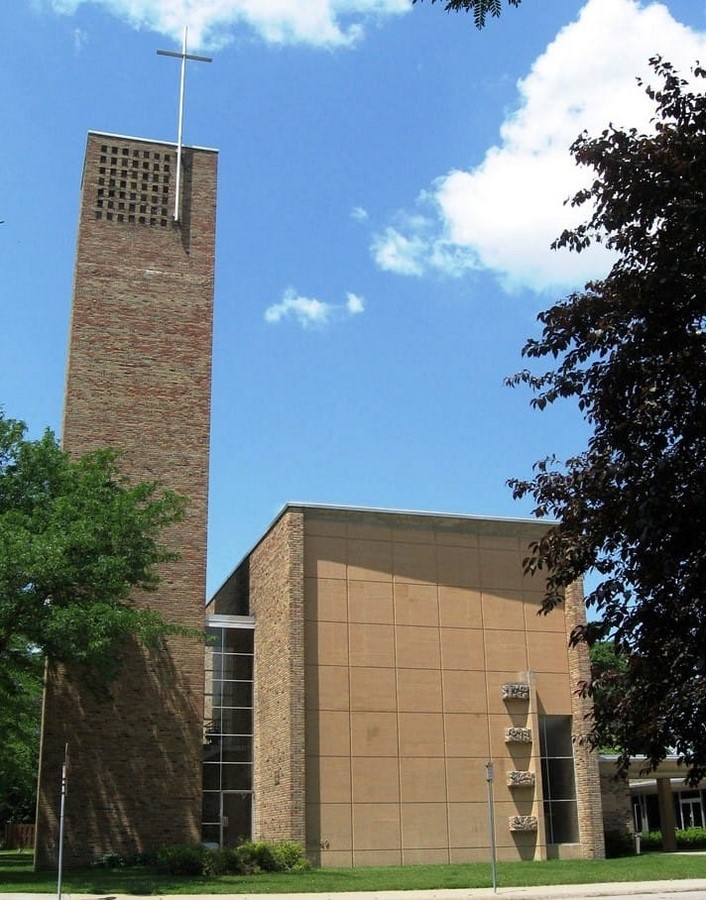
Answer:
[507, 58, 706, 782]
[0, 411, 186, 821]
[412, 0, 522, 29]
[589, 640, 628, 754]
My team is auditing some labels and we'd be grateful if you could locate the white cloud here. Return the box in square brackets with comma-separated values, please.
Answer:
[351, 206, 369, 222]
[265, 286, 365, 328]
[372, 0, 706, 294]
[73, 27, 88, 50]
[45, 0, 410, 49]
[346, 292, 365, 314]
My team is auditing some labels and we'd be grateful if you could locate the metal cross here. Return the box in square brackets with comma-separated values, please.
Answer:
[157, 27, 212, 222]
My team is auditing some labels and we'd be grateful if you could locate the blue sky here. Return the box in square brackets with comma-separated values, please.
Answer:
[2, 0, 705, 596]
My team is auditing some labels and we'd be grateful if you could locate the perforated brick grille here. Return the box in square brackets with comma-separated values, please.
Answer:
[94, 142, 172, 227]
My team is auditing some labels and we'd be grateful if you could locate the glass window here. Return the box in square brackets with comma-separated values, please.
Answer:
[202, 623, 255, 845]
[539, 716, 579, 844]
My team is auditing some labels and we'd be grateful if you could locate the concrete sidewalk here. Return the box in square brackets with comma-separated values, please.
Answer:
[4, 880, 706, 900]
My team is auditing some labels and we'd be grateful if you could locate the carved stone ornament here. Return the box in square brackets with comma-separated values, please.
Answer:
[504, 727, 532, 744]
[507, 770, 536, 788]
[502, 682, 530, 701]
[509, 815, 538, 832]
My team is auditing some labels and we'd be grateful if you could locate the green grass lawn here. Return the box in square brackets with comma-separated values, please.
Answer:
[1, 850, 705, 895]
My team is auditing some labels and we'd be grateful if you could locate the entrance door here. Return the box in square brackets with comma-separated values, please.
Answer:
[221, 791, 253, 847]
[680, 795, 704, 829]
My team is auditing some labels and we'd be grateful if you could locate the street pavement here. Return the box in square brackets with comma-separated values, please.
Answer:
[5, 880, 706, 900]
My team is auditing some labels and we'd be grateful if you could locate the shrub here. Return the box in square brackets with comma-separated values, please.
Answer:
[154, 844, 208, 876]
[270, 840, 310, 871]
[677, 826, 706, 849]
[204, 846, 238, 875]
[638, 827, 706, 851]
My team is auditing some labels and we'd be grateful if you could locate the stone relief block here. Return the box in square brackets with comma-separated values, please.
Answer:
[504, 727, 532, 744]
[507, 770, 536, 788]
[508, 815, 538, 832]
[502, 682, 530, 701]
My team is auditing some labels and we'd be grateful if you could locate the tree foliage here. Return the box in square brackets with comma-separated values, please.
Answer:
[507, 58, 706, 782]
[588, 640, 628, 755]
[0, 412, 186, 689]
[412, 0, 522, 29]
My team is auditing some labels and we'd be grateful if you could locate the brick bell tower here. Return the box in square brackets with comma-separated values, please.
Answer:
[35, 42, 217, 866]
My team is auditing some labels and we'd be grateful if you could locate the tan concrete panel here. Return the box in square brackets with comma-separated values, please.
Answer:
[403, 848, 450, 864]
[393, 542, 437, 584]
[396, 625, 441, 669]
[351, 756, 400, 803]
[398, 668, 443, 712]
[349, 623, 395, 668]
[446, 758, 492, 802]
[481, 590, 525, 631]
[306, 620, 349, 667]
[449, 847, 491, 862]
[348, 539, 393, 582]
[350, 667, 397, 712]
[401, 802, 449, 848]
[310, 802, 352, 848]
[438, 586, 483, 628]
[444, 713, 490, 757]
[484, 629, 528, 672]
[352, 803, 401, 849]
[351, 711, 399, 757]
[348, 580, 394, 624]
[306, 664, 350, 711]
[448, 801, 490, 848]
[440, 627, 485, 670]
[352, 848, 403, 865]
[400, 757, 447, 802]
[479, 535, 520, 551]
[495, 798, 539, 820]
[527, 631, 570, 674]
[398, 712, 444, 757]
[307, 710, 350, 756]
[535, 672, 573, 715]
[523, 592, 567, 633]
[305, 577, 348, 623]
[394, 583, 439, 626]
[307, 756, 351, 804]
[436, 530, 478, 549]
[436, 545, 481, 589]
[442, 670, 489, 714]
[319, 848, 354, 866]
[347, 522, 393, 542]
[303, 536, 347, 579]
[479, 548, 523, 591]
[304, 516, 347, 538]
[391, 525, 438, 545]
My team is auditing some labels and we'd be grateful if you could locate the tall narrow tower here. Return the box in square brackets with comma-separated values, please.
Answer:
[35, 131, 217, 866]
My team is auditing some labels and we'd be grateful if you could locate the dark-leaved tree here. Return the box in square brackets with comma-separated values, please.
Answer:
[507, 58, 706, 782]
[412, 0, 522, 29]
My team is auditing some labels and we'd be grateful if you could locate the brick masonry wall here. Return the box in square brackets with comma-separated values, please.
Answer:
[249, 510, 306, 843]
[565, 581, 606, 859]
[35, 132, 217, 868]
[600, 768, 633, 835]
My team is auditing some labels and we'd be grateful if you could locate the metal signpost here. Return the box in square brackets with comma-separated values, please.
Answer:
[56, 743, 68, 900]
[485, 760, 497, 894]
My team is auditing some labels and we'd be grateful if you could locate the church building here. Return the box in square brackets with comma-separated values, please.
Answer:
[35, 109, 606, 864]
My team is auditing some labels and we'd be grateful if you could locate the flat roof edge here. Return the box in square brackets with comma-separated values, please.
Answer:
[208, 501, 554, 603]
[88, 130, 218, 153]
